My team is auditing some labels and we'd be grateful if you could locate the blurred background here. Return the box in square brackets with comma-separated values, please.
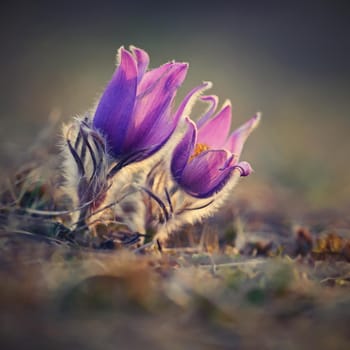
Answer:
[0, 0, 349, 212]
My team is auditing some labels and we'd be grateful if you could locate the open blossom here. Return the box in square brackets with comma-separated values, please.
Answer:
[92, 46, 188, 166]
[171, 94, 260, 198]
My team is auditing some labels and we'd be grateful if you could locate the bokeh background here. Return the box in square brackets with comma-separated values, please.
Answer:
[1, 0, 349, 212]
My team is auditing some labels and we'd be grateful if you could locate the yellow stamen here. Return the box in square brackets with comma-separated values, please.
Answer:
[189, 143, 209, 161]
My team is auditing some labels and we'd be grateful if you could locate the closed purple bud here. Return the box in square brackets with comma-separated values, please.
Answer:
[93, 46, 188, 165]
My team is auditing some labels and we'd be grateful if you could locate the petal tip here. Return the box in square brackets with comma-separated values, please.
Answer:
[178, 62, 189, 71]
[129, 45, 149, 58]
[234, 161, 253, 176]
[222, 99, 232, 110]
[116, 47, 136, 68]
[251, 112, 262, 129]
[202, 81, 213, 90]
[116, 46, 125, 60]
[216, 101, 232, 116]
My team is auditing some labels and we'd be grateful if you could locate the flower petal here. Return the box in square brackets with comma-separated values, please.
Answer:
[225, 113, 261, 158]
[93, 47, 138, 158]
[173, 82, 211, 123]
[171, 117, 197, 180]
[180, 149, 233, 198]
[141, 82, 210, 157]
[197, 102, 232, 148]
[233, 161, 253, 176]
[136, 62, 175, 98]
[130, 45, 149, 82]
[196, 95, 219, 128]
[125, 62, 188, 151]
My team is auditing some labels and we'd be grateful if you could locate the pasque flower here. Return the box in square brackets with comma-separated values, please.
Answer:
[60, 45, 262, 245]
[171, 93, 260, 198]
[93, 46, 188, 166]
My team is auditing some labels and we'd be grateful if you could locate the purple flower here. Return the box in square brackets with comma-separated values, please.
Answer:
[171, 93, 260, 198]
[92, 46, 188, 166]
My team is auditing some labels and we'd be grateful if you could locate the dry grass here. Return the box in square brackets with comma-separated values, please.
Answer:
[1, 128, 350, 350]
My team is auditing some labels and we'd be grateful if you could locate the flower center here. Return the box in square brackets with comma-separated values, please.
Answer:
[189, 143, 209, 161]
